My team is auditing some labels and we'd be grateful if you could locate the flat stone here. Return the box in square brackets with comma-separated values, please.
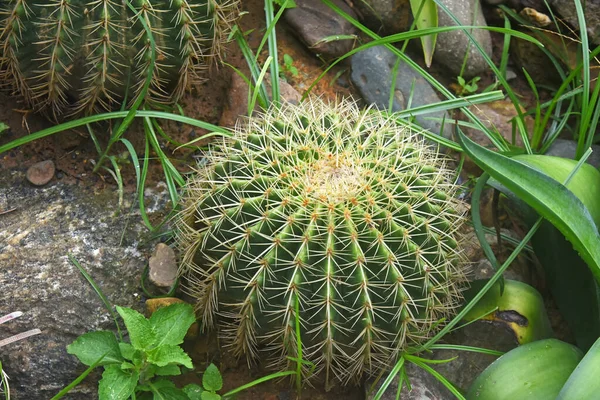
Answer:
[148, 243, 177, 288]
[284, 0, 357, 58]
[26, 160, 55, 186]
[350, 45, 453, 140]
[0, 170, 168, 400]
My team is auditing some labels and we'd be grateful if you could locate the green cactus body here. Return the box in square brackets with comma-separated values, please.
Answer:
[176, 98, 467, 386]
[0, 0, 239, 118]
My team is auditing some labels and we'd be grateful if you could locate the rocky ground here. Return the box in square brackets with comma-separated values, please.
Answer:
[1, 0, 598, 399]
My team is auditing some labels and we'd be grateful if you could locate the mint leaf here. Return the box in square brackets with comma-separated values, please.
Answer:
[119, 342, 136, 360]
[147, 345, 193, 369]
[67, 331, 123, 366]
[154, 364, 181, 376]
[183, 384, 203, 400]
[201, 392, 221, 400]
[149, 303, 195, 347]
[150, 379, 188, 400]
[116, 306, 156, 350]
[202, 364, 222, 392]
[98, 365, 138, 400]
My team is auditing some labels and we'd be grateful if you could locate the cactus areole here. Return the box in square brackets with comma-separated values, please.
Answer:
[0, 0, 239, 118]
[176, 98, 467, 386]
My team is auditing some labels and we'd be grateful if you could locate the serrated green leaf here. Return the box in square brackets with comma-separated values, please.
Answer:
[202, 364, 223, 392]
[149, 303, 195, 347]
[67, 331, 123, 366]
[409, 0, 438, 67]
[183, 384, 204, 400]
[117, 306, 156, 351]
[119, 342, 136, 361]
[457, 130, 600, 284]
[154, 364, 181, 376]
[201, 392, 221, 400]
[149, 379, 188, 400]
[147, 345, 193, 369]
[98, 365, 139, 400]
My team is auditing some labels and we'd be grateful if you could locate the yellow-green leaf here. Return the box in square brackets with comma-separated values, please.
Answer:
[409, 0, 438, 67]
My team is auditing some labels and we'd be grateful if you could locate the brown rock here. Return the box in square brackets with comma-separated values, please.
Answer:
[464, 100, 535, 149]
[284, 0, 357, 58]
[219, 73, 302, 128]
[146, 297, 199, 339]
[148, 243, 178, 288]
[26, 160, 55, 186]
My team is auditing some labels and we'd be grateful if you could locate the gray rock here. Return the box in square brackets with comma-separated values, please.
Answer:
[350, 45, 452, 140]
[284, 0, 357, 58]
[26, 160, 55, 186]
[149, 243, 178, 288]
[434, 0, 493, 79]
[0, 170, 166, 399]
[548, 0, 600, 45]
[546, 139, 600, 168]
[352, 0, 412, 34]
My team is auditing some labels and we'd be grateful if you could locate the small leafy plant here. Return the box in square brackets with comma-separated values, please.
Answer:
[65, 303, 196, 399]
[182, 364, 224, 400]
[280, 54, 299, 79]
[454, 76, 481, 96]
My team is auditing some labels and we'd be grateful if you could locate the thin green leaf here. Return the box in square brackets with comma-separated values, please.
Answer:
[409, 0, 438, 67]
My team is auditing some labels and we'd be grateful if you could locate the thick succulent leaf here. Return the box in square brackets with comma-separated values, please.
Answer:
[487, 155, 600, 351]
[466, 339, 583, 400]
[457, 130, 600, 284]
[462, 280, 553, 344]
[558, 336, 600, 399]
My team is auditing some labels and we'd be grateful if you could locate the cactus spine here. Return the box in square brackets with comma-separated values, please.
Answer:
[0, 0, 239, 118]
[176, 98, 467, 386]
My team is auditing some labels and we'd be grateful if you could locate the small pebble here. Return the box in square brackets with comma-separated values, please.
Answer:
[26, 160, 55, 186]
[148, 243, 178, 288]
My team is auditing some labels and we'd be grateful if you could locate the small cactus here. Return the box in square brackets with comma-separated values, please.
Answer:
[176, 98, 467, 386]
[0, 0, 239, 118]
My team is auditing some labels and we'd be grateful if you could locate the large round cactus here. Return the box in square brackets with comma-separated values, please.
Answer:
[176, 98, 467, 386]
[0, 0, 239, 118]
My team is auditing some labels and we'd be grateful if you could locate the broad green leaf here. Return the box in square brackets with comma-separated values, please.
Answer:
[462, 280, 553, 344]
[466, 339, 582, 399]
[149, 303, 195, 347]
[558, 336, 600, 399]
[202, 392, 221, 400]
[98, 365, 139, 400]
[116, 306, 156, 351]
[149, 379, 188, 400]
[513, 155, 600, 226]
[202, 363, 223, 392]
[147, 345, 193, 369]
[409, 0, 438, 67]
[183, 384, 203, 400]
[67, 331, 123, 366]
[119, 342, 136, 361]
[457, 130, 600, 284]
[154, 364, 181, 376]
